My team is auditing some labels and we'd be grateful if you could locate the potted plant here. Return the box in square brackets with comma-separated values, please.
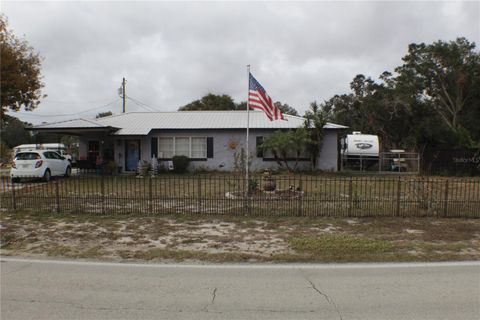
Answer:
[262, 170, 276, 192]
[248, 178, 259, 195]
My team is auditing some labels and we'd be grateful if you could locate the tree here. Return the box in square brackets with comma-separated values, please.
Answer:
[321, 37, 480, 152]
[395, 37, 480, 146]
[273, 102, 299, 116]
[0, 114, 33, 148]
[327, 73, 445, 151]
[236, 101, 247, 110]
[60, 135, 79, 159]
[179, 94, 237, 111]
[303, 101, 330, 169]
[260, 129, 311, 172]
[96, 111, 113, 118]
[0, 15, 44, 119]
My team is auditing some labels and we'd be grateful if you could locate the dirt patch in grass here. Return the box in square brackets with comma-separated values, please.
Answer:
[1, 212, 479, 263]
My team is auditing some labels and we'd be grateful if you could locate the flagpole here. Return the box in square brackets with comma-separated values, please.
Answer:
[246, 65, 250, 195]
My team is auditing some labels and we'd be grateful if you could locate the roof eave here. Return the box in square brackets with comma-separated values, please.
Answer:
[28, 126, 119, 135]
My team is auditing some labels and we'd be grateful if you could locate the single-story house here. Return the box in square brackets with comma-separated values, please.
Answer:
[32, 111, 347, 172]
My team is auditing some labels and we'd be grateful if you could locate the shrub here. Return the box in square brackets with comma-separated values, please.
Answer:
[105, 161, 118, 175]
[172, 155, 190, 173]
[248, 178, 258, 192]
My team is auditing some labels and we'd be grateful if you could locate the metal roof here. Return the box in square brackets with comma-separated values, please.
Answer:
[33, 111, 347, 136]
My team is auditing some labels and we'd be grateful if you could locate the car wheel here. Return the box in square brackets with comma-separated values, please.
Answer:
[65, 166, 72, 177]
[43, 169, 51, 182]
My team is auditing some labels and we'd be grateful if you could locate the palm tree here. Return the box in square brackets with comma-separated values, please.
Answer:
[303, 102, 331, 170]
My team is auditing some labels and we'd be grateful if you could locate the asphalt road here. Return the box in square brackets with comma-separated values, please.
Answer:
[1, 258, 479, 320]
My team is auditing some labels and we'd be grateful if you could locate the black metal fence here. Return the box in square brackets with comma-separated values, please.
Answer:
[1, 175, 479, 218]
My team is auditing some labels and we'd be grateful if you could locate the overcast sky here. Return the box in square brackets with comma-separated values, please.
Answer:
[4, 1, 479, 124]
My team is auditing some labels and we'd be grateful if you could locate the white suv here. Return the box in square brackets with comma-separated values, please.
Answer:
[11, 151, 72, 182]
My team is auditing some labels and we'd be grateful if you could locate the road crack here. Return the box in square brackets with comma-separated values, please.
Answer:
[211, 287, 217, 304]
[201, 287, 218, 312]
[306, 278, 343, 320]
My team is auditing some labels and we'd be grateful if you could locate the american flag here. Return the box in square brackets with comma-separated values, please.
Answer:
[248, 73, 285, 121]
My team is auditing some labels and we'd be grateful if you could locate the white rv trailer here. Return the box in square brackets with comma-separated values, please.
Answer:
[340, 132, 380, 172]
[341, 132, 380, 157]
[341, 132, 420, 173]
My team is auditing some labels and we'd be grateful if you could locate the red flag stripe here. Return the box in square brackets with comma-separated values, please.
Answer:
[249, 92, 274, 119]
[248, 73, 285, 121]
[251, 91, 275, 118]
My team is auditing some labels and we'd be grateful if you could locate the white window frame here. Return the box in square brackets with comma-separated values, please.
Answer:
[190, 137, 207, 159]
[158, 137, 174, 159]
[157, 136, 207, 159]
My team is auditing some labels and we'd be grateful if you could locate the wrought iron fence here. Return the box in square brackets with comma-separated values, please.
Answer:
[1, 174, 479, 218]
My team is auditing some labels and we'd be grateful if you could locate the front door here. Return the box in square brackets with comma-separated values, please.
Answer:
[125, 140, 141, 171]
[87, 141, 100, 169]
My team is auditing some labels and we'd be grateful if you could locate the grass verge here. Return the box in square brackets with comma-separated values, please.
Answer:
[1, 211, 479, 263]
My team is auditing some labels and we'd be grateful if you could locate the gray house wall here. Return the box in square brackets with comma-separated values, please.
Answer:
[317, 132, 339, 171]
[78, 129, 340, 172]
[147, 129, 312, 172]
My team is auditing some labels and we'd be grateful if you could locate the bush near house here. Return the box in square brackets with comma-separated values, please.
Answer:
[172, 155, 190, 173]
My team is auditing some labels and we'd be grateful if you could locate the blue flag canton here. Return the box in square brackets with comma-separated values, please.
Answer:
[249, 73, 265, 93]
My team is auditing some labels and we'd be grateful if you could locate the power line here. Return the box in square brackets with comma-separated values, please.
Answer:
[126, 96, 157, 111]
[126, 96, 159, 112]
[40, 98, 118, 105]
[14, 99, 120, 117]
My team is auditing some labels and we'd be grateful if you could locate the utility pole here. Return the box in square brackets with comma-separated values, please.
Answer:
[122, 77, 126, 113]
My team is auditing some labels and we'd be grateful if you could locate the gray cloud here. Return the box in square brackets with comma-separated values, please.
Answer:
[3, 1, 479, 124]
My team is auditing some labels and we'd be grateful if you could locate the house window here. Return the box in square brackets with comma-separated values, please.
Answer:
[157, 137, 210, 159]
[159, 137, 174, 158]
[191, 137, 207, 158]
[175, 137, 190, 157]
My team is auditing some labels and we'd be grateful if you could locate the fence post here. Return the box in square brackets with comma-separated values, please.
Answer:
[149, 175, 153, 214]
[443, 180, 449, 218]
[244, 177, 251, 215]
[11, 178, 17, 211]
[298, 177, 303, 216]
[197, 177, 202, 213]
[101, 174, 105, 214]
[55, 178, 60, 214]
[396, 177, 401, 217]
[348, 177, 353, 216]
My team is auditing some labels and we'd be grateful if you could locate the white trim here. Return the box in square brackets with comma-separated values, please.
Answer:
[157, 136, 207, 159]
